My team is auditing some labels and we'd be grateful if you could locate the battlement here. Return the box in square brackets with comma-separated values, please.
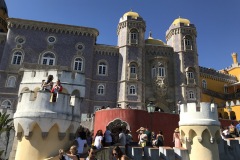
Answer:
[199, 66, 237, 83]
[19, 69, 85, 97]
[21, 69, 85, 85]
[179, 102, 220, 126]
[14, 91, 81, 137]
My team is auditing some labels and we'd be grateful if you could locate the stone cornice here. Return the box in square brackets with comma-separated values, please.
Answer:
[7, 18, 99, 37]
[117, 20, 146, 35]
[94, 44, 119, 56]
[166, 27, 197, 41]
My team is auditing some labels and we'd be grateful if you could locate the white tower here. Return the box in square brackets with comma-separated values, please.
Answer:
[13, 69, 85, 160]
[179, 102, 221, 160]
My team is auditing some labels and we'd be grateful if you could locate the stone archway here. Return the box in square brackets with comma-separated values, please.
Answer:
[107, 118, 130, 144]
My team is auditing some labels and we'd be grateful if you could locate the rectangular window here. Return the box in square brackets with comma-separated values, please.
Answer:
[187, 72, 194, 79]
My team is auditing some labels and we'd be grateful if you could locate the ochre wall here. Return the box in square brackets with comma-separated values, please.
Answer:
[94, 109, 238, 147]
[15, 124, 73, 160]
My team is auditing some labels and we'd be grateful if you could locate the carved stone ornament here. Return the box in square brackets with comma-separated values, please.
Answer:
[153, 76, 168, 97]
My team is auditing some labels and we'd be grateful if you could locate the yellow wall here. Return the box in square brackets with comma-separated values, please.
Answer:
[15, 124, 73, 160]
[200, 76, 227, 104]
[228, 67, 240, 81]
[181, 126, 220, 160]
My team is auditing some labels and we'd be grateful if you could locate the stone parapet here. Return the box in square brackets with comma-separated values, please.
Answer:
[14, 91, 81, 138]
[179, 102, 220, 126]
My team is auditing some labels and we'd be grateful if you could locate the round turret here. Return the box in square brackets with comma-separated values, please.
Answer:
[179, 102, 221, 160]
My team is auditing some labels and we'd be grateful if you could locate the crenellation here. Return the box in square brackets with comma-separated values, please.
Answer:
[179, 102, 220, 126]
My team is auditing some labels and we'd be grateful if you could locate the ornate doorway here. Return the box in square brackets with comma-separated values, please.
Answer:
[107, 118, 129, 144]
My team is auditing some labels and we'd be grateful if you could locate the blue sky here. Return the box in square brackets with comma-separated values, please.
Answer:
[5, 0, 240, 70]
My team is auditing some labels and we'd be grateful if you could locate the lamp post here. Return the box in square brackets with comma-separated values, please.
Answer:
[147, 101, 156, 113]
[147, 101, 156, 131]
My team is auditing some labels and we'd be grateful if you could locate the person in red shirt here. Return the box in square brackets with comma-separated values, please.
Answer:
[51, 79, 63, 102]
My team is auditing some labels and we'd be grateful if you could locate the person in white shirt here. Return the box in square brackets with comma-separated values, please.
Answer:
[94, 130, 103, 149]
[104, 126, 112, 146]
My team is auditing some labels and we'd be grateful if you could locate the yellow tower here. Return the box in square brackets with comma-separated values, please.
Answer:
[179, 102, 221, 160]
[231, 52, 238, 65]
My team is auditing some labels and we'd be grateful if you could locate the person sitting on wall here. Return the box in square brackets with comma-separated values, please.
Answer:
[50, 79, 63, 102]
[42, 75, 54, 91]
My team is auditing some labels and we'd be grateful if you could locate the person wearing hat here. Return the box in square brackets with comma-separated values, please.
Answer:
[173, 128, 181, 147]
[137, 127, 147, 148]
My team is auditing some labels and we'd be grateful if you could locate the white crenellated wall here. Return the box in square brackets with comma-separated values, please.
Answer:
[14, 91, 81, 137]
[179, 102, 221, 160]
[179, 102, 220, 126]
[19, 69, 85, 97]
[13, 69, 85, 160]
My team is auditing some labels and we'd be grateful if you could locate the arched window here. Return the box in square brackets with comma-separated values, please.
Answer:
[189, 91, 194, 99]
[12, 51, 23, 65]
[130, 64, 136, 74]
[41, 52, 55, 65]
[74, 57, 83, 71]
[129, 28, 138, 45]
[97, 84, 105, 95]
[183, 35, 193, 50]
[151, 67, 156, 78]
[202, 79, 207, 89]
[158, 64, 165, 77]
[129, 85, 136, 95]
[98, 61, 107, 75]
[1, 100, 11, 108]
[6, 76, 16, 87]
[187, 72, 194, 79]
[224, 84, 228, 93]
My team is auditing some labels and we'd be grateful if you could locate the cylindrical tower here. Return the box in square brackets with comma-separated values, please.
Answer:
[179, 102, 221, 160]
[13, 70, 85, 160]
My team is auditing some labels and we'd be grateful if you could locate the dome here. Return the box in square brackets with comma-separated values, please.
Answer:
[0, 0, 8, 14]
[145, 36, 165, 46]
[123, 11, 140, 19]
[172, 17, 190, 26]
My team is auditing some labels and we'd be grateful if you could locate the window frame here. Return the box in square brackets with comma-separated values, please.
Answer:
[97, 84, 105, 95]
[189, 91, 195, 99]
[97, 61, 108, 76]
[12, 51, 23, 65]
[129, 85, 136, 95]
[41, 52, 56, 66]
[187, 72, 194, 79]
[73, 57, 83, 71]
[6, 76, 16, 88]
[1, 100, 12, 109]
[202, 79, 207, 89]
